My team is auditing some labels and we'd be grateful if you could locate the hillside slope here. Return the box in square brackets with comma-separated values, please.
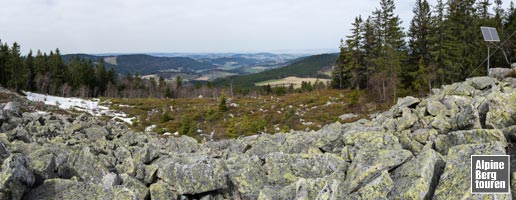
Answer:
[63, 54, 216, 75]
[213, 53, 338, 88]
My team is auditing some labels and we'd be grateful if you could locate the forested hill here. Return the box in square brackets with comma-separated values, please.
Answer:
[213, 53, 338, 88]
[62, 54, 216, 75]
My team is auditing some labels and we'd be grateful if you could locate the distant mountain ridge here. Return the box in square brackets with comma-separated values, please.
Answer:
[62, 54, 215, 75]
[213, 53, 338, 88]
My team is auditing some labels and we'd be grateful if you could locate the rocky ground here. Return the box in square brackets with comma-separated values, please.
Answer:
[0, 76, 516, 199]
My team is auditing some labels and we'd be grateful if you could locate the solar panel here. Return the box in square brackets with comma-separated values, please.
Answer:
[489, 28, 500, 41]
[481, 26, 500, 42]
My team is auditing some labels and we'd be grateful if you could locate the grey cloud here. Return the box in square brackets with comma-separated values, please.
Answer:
[0, 0, 490, 54]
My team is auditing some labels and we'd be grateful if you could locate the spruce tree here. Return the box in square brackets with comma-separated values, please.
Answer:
[428, 0, 447, 86]
[0, 41, 9, 86]
[25, 50, 35, 91]
[344, 16, 365, 89]
[7, 42, 24, 90]
[406, 0, 433, 91]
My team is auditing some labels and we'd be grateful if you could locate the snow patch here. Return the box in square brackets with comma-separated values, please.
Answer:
[145, 125, 157, 132]
[24, 92, 134, 125]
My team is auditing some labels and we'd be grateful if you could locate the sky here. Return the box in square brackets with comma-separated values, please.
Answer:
[0, 0, 479, 55]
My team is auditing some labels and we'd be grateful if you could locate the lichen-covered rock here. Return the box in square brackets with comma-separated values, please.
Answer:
[83, 125, 109, 140]
[436, 129, 507, 155]
[348, 170, 393, 199]
[467, 76, 497, 90]
[0, 140, 10, 164]
[433, 142, 510, 200]
[441, 82, 477, 96]
[410, 129, 438, 144]
[485, 92, 516, 129]
[344, 148, 412, 193]
[388, 149, 445, 199]
[119, 173, 149, 200]
[263, 152, 348, 186]
[451, 104, 481, 130]
[0, 154, 35, 200]
[23, 179, 114, 200]
[396, 130, 424, 155]
[156, 156, 227, 194]
[395, 96, 420, 111]
[430, 114, 451, 134]
[396, 107, 418, 131]
[426, 100, 447, 116]
[101, 173, 120, 188]
[244, 134, 286, 159]
[66, 147, 110, 183]
[149, 181, 179, 200]
[343, 131, 402, 160]
[27, 148, 57, 184]
[225, 155, 266, 198]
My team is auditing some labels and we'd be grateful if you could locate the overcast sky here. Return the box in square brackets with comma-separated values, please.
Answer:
[0, 0, 486, 54]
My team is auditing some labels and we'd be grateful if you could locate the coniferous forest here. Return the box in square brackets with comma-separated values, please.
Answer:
[332, 0, 516, 101]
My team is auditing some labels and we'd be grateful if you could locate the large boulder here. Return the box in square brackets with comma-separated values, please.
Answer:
[433, 142, 510, 200]
[485, 92, 516, 129]
[156, 156, 227, 195]
[0, 154, 35, 200]
[263, 152, 348, 186]
[149, 181, 179, 200]
[347, 170, 393, 200]
[119, 173, 149, 200]
[344, 148, 412, 193]
[388, 149, 445, 199]
[23, 179, 114, 200]
[435, 129, 507, 155]
[467, 76, 497, 90]
[225, 155, 266, 198]
[66, 147, 110, 183]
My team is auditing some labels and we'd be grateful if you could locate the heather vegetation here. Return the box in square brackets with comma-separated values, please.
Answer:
[103, 89, 390, 140]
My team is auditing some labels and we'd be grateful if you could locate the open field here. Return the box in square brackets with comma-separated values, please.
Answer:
[100, 89, 391, 141]
[255, 76, 331, 88]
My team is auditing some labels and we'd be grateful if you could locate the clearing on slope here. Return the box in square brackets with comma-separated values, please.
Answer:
[255, 76, 331, 88]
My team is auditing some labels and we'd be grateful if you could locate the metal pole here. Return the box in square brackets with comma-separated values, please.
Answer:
[487, 46, 490, 76]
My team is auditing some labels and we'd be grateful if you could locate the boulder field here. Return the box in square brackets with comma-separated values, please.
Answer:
[1, 76, 516, 199]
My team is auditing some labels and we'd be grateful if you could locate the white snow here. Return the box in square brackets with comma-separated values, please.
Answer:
[24, 91, 135, 125]
[145, 125, 157, 132]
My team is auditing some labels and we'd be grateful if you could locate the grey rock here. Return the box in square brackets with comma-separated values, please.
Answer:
[23, 179, 114, 200]
[396, 96, 420, 110]
[489, 68, 513, 79]
[149, 181, 179, 200]
[101, 173, 120, 188]
[347, 170, 393, 200]
[83, 125, 109, 140]
[225, 155, 266, 198]
[119, 173, 149, 200]
[388, 149, 445, 200]
[67, 147, 110, 183]
[339, 113, 358, 121]
[263, 152, 348, 186]
[344, 148, 412, 193]
[3, 102, 20, 113]
[0, 154, 35, 200]
[156, 156, 227, 194]
[425, 100, 447, 116]
[434, 142, 510, 200]
[467, 76, 497, 90]
[435, 129, 507, 155]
